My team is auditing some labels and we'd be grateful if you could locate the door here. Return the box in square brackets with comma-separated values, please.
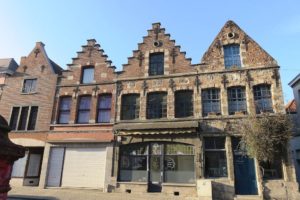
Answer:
[46, 147, 65, 187]
[23, 148, 44, 186]
[232, 138, 258, 195]
[148, 143, 163, 192]
[61, 147, 107, 188]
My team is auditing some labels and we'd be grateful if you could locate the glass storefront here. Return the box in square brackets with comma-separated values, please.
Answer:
[119, 142, 195, 183]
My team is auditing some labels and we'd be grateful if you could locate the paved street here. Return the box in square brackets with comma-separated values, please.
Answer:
[8, 187, 198, 200]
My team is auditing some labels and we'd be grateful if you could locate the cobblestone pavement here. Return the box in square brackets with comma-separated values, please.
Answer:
[8, 187, 198, 200]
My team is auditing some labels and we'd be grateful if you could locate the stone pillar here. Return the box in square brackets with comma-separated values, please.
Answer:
[246, 84, 255, 115]
[69, 96, 78, 124]
[194, 87, 202, 118]
[140, 91, 147, 120]
[167, 89, 174, 119]
[38, 143, 51, 189]
[221, 86, 229, 116]
[0, 115, 25, 199]
[226, 136, 234, 181]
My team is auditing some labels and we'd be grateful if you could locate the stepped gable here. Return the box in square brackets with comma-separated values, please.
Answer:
[18, 42, 62, 75]
[119, 22, 195, 78]
[200, 20, 277, 71]
[62, 39, 116, 84]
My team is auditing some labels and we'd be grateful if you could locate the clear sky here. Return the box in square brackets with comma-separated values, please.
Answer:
[0, 0, 299, 103]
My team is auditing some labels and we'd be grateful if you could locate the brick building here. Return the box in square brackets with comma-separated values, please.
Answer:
[0, 21, 299, 200]
[0, 42, 62, 187]
[0, 58, 18, 99]
[112, 21, 299, 199]
[39, 39, 116, 190]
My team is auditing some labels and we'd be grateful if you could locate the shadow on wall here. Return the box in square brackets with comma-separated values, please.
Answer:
[212, 182, 235, 200]
[263, 181, 300, 200]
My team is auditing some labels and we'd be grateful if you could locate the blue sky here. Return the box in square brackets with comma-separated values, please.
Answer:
[0, 0, 299, 103]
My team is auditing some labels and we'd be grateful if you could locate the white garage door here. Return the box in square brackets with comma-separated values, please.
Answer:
[46, 147, 65, 187]
[61, 147, 107, 188]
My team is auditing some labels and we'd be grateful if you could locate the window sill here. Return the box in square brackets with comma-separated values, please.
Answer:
[50, 123, 114, 127]
[20, 92, 38, 95]
[117, 181, 147, 185]
[162, 183, 196, 187]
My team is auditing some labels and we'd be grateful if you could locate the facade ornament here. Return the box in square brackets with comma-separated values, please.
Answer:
[92, 85, 100, 97]
[214, 40, 222, 55]
[170, 48, 178, 64]
[169, 78, 175, 92]
[72, 86, 80, 99]
[221, 74, 229, 88]
[137, 51, 144, 67]
[23, 66, 27, 73]
[142, 80, 148, 96]
[245, 70, 253, 87]
[34, 48, 40, 57]
[116, 82, 123, 96]
[242, 35, 250, 51]
[153, 24, 161, 40]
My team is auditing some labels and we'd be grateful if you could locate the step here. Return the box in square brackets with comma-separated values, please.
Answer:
[234, 195, 262, 200]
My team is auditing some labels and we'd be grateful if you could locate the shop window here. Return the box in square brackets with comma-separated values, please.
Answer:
[119, 144, 148, 182]
[97, 94, 112, 123]
[76, 96, 91, 124]
[121, 94, 140, 120]
[175, 90, 193, 118]
[253, 84, 273, 114]
[22, 79, 37, 93]
[260, 159, 283, 180]
[204, 137, 228, 178]
[81, 66, 94, 84]
[202, 88, 221, 116]
[58, 96, 72, 124]
[164, 143, 195, 183]
[228, 86, 247, 115]
[147, 92, 167, 119]
[224, 44, 241, 69]
[9, 106, 39, 131]
[149, 53, 164, 76]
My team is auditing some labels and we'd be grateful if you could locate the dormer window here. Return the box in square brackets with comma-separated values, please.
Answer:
[81, 66, 94, 84]
[224, 44, 241, 69]
[149, 53, 164, 76]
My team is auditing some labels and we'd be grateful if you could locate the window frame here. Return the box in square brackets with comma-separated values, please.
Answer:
[253, 84, 273, 114]
[149, 52, 164, 76]
[227, 86, 247, 115]
[80, 66, 95, 84]
[202, 88, 221, 116]
[57, 96, 72, 124]
[223, 44, 241, 69]
[22, 78, 37, 93]
[76, 95, 92, 124]
[121, 93, 140, 120]
[146, 92, 167, 119]
[96, 94, 112, 123]
[9, 106, 39, 131]
[174, 90, 194, 118]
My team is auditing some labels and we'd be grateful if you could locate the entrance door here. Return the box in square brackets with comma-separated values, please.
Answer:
[148, 143, 163, 192]
[232, 138, 258, 195]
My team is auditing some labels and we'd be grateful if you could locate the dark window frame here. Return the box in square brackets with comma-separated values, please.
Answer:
[253, 84, 273, 114]
[202, 88, 221, 116]
[76, 95, 91, 124]
[97, 94, 112, 123]
[204, 137, 228, 178]
[146, 92, 167, 119]
[57, 96, 72, 124]
[22, 78, 37, 93]
[174, 90, 194, 118]
[228, 86, 247, 115]
[149, 53, 164, 76]
[223, 44, 241, 69]
[9, 106, 39, 131]
[80, 66, 94, 84]
[121, 93, 140, 120]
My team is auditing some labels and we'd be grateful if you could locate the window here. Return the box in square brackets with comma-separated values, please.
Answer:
[22, 79, 37, 93]
[224, 44, 241, 68]
[204, 137, 227, 178]
[9, 106, 39, 131]
[228, 87, 247, 115]
[149, 53, 164, 76]
[175, 90, 193, 118]
[260, 159, 283, 180]
[76, 96, 91, 124]
[81, 66, 94, 84]
[202, 88, 221, 116]
[97, 94, 112, 123]
[147, 92, 167, 119]
[253, 85, 273, 114]
[58, 96, 72, 124]
[121, 94, 140, 120]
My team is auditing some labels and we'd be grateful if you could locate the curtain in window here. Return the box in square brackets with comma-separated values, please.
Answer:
[97, 94, 112, 123]
[77, 96, 91, 123]
[22, 79, 37, 93]
[82, 67, 94, 84]
[58, 97, 71, 124]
